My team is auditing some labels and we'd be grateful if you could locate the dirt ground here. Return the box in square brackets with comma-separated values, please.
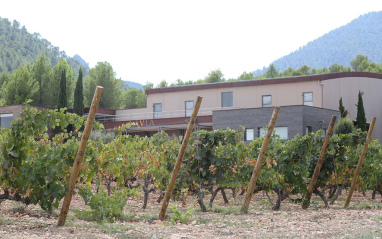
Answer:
[0, 189, 381, 239]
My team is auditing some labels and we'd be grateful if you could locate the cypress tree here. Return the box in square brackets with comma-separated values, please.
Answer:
[73, 68, 84, 116]
[338, 97, 348, 118]
[356, 91, 367, 131]
[57, 69, 67, 110]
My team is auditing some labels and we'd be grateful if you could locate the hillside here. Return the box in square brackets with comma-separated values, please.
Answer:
[0, 17, 89, 75]
[254, 11, 382, 75]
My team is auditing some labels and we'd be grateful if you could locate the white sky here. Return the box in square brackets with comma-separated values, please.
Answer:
[1, 0, 382, 85]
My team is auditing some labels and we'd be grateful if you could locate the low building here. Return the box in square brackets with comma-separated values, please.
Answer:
[1, 72, 381, 141]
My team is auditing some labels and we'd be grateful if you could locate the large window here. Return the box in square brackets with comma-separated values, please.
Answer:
[262, 95, 272, 107]
[221, 92, 233, 108]
[185, 100, 194, 117]
[0, 114, 13, 128]
[245, 128, 254, 141]
[303, 92, 313, 106]
[259, 126, 288, 140]
[153, 103, 162, 119]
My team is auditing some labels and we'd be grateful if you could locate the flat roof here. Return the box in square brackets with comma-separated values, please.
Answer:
[145, 72, 382, 95]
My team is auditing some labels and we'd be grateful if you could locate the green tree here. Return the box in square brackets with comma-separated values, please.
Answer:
[121, 88, 146, 109]
[204, 69, 224, 83]
[143, 82, 154, 90]
[57, 69, 67, 110]
[237, 71, 255, 81]
[356, 91, 367, 131]
[1, 65, 39, 105]
[84, 62, 123, 109]
[338, 97, 348, 118]
[32, 52, 52, 106]
[334, 117, 355, 135]
[351, 55, 369, 71]
[265, 64, 279, 78]
[157, 80, 168, 88]
[52, 59, 75, 108]
[73, 68, 84, 116]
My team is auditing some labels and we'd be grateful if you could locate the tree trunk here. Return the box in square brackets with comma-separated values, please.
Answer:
[208, 187, 222, 208]
[221, 188, 229, 204]
[194, 189, 207, 212]
[313, 189, 329, 208]
[272, 188, 282, 211]
[330, 185, 343, 204]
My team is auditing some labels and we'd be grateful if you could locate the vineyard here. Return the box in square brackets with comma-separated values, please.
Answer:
[1, 107, 382, 238]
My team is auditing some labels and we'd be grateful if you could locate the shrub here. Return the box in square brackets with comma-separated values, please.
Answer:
[334, 117, 355, 135]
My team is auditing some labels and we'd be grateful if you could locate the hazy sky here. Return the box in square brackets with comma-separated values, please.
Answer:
[1, 0, 382, 85]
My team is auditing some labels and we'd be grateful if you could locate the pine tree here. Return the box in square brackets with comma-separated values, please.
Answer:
[57, 69, 67, 110]
[356, 91, 367, 131]
[338, 97, 348, 118]
[73, 68, 84, 116]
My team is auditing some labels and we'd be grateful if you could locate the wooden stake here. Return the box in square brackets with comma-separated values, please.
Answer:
[302, 115, 337, 209]
[344, 116, 376, 208]
[241, 107, 280, 213]
[158, 96, 203, 220]
[57, 86, 103, 226]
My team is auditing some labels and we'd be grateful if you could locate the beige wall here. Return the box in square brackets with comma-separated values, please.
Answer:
[146, 80, 323, 115]
[323, 76, 382, 140]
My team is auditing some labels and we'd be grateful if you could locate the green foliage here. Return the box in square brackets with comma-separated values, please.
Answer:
[1, 65, 39, 105]
[170, 205, 194, 224]
[204, 69, 224, 83]
[0, 106, 103, 212]
[57, 69, 67, 110]
[120, 88, 146, 109]
[356, 91, 367, 131]
[339, 97, 348, 118]
[78, 184, 129, 222]
[73, 68, 84, 116]
[334, 117, 355, 134]
[84, 62, 123, 109]
[89, 130, 116, 144]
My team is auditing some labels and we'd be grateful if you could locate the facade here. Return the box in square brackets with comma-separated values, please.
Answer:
[1, 72, 381, 141]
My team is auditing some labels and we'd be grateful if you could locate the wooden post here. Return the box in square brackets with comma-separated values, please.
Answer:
[57, 86, 103, 226]
[158, 96, 203, 220]
[241, 107, 280, 213]
[344, 116, 376, 208]
[302, 115, 337, 209]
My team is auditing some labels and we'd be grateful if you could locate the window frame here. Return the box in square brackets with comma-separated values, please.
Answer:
[0, 113, 13, 128]
[221, 91, 233, 108]
[185, 100, 194, 117]
[245, 128, 254, 141]
[262, 95, 272, 107]
[303, 92, 313, 106]
[153, 103, 162, 119]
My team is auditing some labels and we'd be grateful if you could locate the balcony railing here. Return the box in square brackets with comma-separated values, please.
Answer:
[95, 107, 240, 123]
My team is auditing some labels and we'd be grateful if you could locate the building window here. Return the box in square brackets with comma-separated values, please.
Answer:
[262, 95, 272, 107]
[0, 113, 13, 128]
[185, 100, 194, 117]
[245, 128, 254, 141]
[259, 126, 288, 140]
[153, 103, 162, 119]
[305, 126, 312, 134]
[221, 92, 233, 108]
[303, 92, 313, 106]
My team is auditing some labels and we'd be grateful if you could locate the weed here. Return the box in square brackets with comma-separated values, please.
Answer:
[170, 205, 194, 224]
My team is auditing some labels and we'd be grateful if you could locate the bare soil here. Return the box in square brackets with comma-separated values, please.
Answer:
[0, 189, 381, 239]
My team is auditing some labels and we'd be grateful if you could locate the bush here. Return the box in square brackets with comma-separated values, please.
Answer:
[334, 117, 355, 134]
[90, 130, 116, 144]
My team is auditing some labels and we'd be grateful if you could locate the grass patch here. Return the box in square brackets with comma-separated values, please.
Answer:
[342, 230, 382, 239]
[74, 209, 136, 223]
[0, 215, 14, 225]
[212, 205, 241, 215]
